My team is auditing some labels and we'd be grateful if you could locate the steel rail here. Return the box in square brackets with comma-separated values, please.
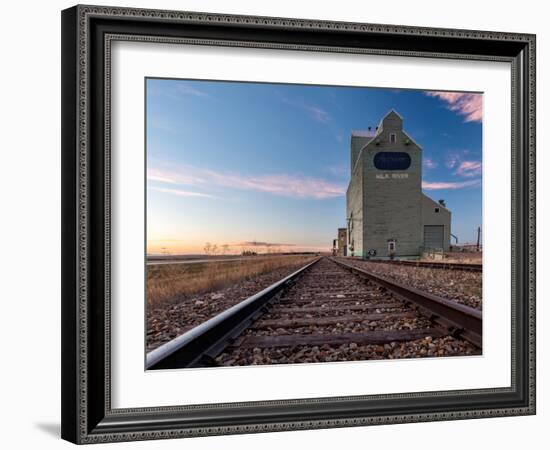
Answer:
[356, 259, 482, 272]
[331, 258, 482, 348]
[146, 257, 322, 370]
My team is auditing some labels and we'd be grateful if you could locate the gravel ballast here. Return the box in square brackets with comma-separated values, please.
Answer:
[343, 259, 482, 310]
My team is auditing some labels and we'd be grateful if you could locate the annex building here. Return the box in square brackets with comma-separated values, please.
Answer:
[345, 110, 451, 259]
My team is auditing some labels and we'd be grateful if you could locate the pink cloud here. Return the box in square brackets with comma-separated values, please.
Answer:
[423, 157, 437, 169]
[148, 166, 346, 200]
[148, 168, 204, 186]
[455, 160, 482, 177]
[149, 186, 218, 198]
[244, 174, 344, 199]
[147, 173, 178, 184]
[445, 152, 461, 169]
[422, 179, 481, 190]
[426, 91, 482, 123]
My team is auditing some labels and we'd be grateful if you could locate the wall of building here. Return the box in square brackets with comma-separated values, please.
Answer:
[346, 150, 364, 256]
[350, 133, 373, 171]
[337, 228, 347, 256]
[421, 195, 451, 251]
[361, 112, 423, 258]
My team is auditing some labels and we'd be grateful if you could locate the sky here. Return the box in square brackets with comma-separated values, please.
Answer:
[146, 78, 482, 255]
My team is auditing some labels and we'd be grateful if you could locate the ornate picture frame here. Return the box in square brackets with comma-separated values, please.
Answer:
[61, 4, 535, 444]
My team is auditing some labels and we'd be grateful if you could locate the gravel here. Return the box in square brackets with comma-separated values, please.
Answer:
[215, 335, 480, 366]
[344, 259, 482, 310]
[245, 316, 433, 336]
[262, 305, 409, 320]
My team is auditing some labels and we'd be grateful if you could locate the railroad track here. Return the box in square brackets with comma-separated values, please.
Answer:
[146, 257, 481, 370]
[355, 258, 482, 272]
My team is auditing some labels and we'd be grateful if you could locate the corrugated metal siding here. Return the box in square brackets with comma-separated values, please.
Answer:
[421, 194, 451, 251]
[424, 225, 444, 249]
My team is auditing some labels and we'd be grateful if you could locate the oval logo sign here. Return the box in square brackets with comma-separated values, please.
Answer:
[373, 152, 411, 171]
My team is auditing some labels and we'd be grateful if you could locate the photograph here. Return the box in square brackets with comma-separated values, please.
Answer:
[145, 79, 483, 369]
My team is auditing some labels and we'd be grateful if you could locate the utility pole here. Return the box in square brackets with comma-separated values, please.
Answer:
[476, 226, 481, 252]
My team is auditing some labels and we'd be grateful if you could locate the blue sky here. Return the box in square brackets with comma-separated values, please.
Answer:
[146, 78, 482, 254]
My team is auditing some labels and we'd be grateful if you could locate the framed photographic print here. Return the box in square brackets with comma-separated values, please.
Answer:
[61, 4, 536, 444]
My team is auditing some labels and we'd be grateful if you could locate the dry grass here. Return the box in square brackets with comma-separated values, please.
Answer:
[442, 252, 483, 264]
[419, 252, 482, 264]
[147, 255, 315, 307]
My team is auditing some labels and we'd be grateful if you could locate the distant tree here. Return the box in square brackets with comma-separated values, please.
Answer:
[211, 244, 218, 255]
[203, 242, 212, 255]
[222, 244, 229, 255]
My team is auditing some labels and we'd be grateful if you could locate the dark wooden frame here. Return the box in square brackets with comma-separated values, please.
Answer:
[61, 4, 536, 444]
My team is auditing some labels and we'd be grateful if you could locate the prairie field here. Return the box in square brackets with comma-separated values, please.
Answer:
[147, 255, 315, 307]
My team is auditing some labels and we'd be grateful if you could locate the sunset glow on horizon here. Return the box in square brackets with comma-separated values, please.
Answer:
[147, 239, 330, 256]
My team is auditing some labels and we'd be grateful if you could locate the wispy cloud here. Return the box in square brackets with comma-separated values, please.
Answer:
[442, 150, 481, 178]
[175, 83, 211, 98]
[281, 97, 331, 124]
[445, 150, 476, 170]
[455, 160, 482, 178]
[422, 179, 481, 190]
[149, 81, 213, 101]
[426, 91, 482, 123]
[423, 157, 438, 170]
[148, 168, 204, 186]
[148, 166, 345, 200]
[226, 173, 344, 199]
[307, 106, 331, 123]
[445, 152, 461, 169]
[149, 186, 218, 198]
[148, 173, 178, 184]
